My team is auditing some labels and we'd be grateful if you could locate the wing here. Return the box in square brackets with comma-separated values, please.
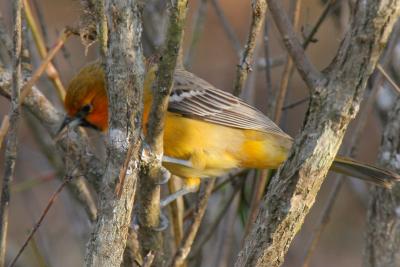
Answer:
[168, 69, 291, 139]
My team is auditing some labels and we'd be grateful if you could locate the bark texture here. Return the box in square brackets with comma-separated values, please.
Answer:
[0, 1, 22, 265]
[364, 96, 400, 267]
[235, 1, 400, 266]
[137, 0, 188, 265]
[84, 0, 145, 266]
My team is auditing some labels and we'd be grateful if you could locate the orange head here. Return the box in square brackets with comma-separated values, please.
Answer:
[59, 60, 158, 133]
[59, 62, 109, 132]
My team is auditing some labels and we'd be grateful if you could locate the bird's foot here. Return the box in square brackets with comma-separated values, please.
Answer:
[132, 208, 169, 232]
[155, 166, 171, 185]
[160, 179, 200, 207]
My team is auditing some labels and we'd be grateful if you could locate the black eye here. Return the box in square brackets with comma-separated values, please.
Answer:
[81, 104, 92, 114]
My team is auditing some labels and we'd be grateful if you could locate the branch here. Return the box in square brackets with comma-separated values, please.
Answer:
[20, 29, 72, 102]
[22, 0, 66, 100]
[0, 0, 99, 227]
[267, 0, 322, 90]
[302, 21, 400, 266]
[137, 0, 188, 263]
[169, 179, 215, 267]
[364, 96, 400, 267]
[233, 0, 267, 96]
[84, 0, 145, 266]
[8, 175, 72, 267]
[0, 70, 104, 192]
[270, 0, 302, 122]
[0, 116, 9, 150]
[0, 1, 22, 265]
[377, 64, 400, 94]
[235, 1, 400, 266]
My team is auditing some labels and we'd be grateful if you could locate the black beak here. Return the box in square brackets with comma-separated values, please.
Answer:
[57, 116, 78, 135]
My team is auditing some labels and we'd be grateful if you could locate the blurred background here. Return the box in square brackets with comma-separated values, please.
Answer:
[0, 0, 398, 266]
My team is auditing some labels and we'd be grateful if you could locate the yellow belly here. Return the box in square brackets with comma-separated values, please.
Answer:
[162, 112, 292, 179]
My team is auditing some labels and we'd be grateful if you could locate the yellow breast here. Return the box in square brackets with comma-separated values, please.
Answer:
[162, 112, 291, 178]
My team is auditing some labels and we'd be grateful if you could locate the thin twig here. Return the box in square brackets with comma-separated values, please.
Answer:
[0, 116, 10, 150]
[190, 181, 241, 259]
[182, 171, 247, 222]
[8, 175, 73, 267]
[267, 0, 322, 89]
[302, 0, 337, 49]
[210, 0, 241, 56]
[282, 97, 309, 110]
[377, 64, 400, 94]
[257, 54, 286, 70]
[216, 185, 241, 267]
[243, 170, 270, 238]
[266, 0, 336, 115]
[20, 28, 72, 102]
[211, 170, 248, 194]
[11, 172, 55, 193]
[22, 0, 66, 100]
[263, 17, 273, 97]
[169, 179, 216, 267]
[115, 142, 136, 198]
[31, 0, 49, 43]
[168, 177, 184, 249]
[0, 1, 22, 265]
[184, 0, 208, 68]
[271, 0, 302, 122]
[233, 0, 267, 96]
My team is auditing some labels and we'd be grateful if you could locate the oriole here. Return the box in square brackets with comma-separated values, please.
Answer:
[59, 62, 400, 205]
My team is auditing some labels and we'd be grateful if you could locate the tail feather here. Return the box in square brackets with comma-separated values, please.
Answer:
[331, 156, 400, 188]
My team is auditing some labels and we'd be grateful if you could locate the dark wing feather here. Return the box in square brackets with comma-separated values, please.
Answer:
[168, 69, 291, 139]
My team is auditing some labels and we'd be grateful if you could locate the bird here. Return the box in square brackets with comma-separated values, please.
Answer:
[59, 61, 400, 206]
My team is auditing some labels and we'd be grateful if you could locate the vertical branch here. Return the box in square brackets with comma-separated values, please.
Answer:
[84, 0, 145, 266]
[138, 0, 188, 263]
[263, 17, 273, 97]
[270, 0, 302, 122]
[233, 0, 267, 96]
[235, 0, 400, 266]
[364, 97, 400, 267]
[169, 179, 215, 267]
[0, 0, 22, 265]
[364, 96, 400, 267]
[168, 177, 184, 249]
[302, 22, 400, 267]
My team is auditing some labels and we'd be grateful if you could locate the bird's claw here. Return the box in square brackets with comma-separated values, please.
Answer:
[131, 209, 169, 231]
[160, 184, 199, 207]
[153, 211, 169, 231]
[155, 166, 171, 185]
